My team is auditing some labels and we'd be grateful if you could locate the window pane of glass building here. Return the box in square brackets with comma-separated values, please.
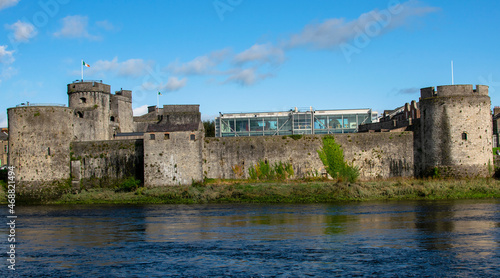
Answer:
[215, 108, 372, 137]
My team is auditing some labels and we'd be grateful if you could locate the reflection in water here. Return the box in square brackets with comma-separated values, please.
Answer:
[2, 200, 499, 276]
[415, 201, 455, 250]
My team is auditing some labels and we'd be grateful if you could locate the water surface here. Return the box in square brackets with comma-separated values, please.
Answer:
[1, 200, 499, 277]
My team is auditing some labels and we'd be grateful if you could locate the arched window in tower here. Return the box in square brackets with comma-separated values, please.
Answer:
[462, 132, 468, 141]
[110, 116, 115, 122]
[80, 97, 87, 104]
[77, 111, 84, 118]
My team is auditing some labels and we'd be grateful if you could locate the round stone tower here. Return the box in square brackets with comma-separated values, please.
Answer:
[419, 84, 492, 177]
[8, 105, 74, 192]
[68, 80, 111, 141]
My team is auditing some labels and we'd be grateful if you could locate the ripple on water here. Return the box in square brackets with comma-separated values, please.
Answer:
[2, 200, 499, 277]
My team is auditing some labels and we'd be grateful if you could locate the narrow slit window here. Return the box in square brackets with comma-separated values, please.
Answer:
[110, 116, 115, 122]
[190, 134, 195, 141]
[462, 132, 468, 141]
[80, 97, 86, 103]
[165, 133, 170, 140]
[47, 147, 51, 156]
[77, 111, 84, 118]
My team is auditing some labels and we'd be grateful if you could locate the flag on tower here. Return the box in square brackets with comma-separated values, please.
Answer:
[158, 91, 162, 96]
[83, 61, 90, 68]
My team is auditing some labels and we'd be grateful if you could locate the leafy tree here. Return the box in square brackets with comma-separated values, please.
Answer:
[203, 120, 215, 137]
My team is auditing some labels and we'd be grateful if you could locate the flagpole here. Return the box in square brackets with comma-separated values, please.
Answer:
[157, 92, 159, 112]
[81, 59, 83, 81]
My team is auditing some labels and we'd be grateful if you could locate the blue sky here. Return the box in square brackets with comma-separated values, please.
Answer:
[1, 0, 500, 127]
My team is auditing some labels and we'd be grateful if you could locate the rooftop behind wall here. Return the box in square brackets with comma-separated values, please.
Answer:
[67, 80, 110, 94]
[145, 105, 201, 131]
[163, 105, 200, 113]
[420, 85, 488, 99]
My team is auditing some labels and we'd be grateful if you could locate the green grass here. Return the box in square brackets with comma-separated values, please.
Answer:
[3, 178, 494, 205]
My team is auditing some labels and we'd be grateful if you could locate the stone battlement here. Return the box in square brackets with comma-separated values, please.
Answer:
[163, 105, 200, 113]
[115, 89, 132, 99]
[420, 84, 488, 99]
[68, 81, 111, 94]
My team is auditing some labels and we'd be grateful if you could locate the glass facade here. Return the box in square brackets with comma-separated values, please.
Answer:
[215, 108, 372, 137]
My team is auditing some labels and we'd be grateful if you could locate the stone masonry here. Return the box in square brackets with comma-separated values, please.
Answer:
[6, 82, 494, 198]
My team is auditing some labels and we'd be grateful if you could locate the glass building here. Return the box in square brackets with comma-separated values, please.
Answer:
[215, 108, 374, 137]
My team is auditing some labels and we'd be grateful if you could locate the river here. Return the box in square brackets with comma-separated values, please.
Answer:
[2, 200, 499, 277]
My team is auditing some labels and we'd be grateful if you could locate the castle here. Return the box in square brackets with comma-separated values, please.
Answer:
[7, 81, 493, 198]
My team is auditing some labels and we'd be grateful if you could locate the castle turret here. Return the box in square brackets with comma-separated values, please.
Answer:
[68, 80, 111, 141]
[418, 85, 492, 177]
[110, 89, 133, 136]
[8, 105, 74, 196]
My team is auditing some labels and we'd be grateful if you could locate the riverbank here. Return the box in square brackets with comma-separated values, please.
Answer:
[2, 178, 499, 205]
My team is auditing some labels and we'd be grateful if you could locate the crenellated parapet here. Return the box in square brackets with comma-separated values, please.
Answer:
[420, 84, 489, 99]
[67, 80, 110, 94]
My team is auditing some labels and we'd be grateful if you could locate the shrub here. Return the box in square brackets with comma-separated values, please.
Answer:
[117, 177, 141, 192]
[232, 164, 244, 178]
[288, 134, 303, 140]
[317, 135, 359, 182]
[248, 160, 294, 181]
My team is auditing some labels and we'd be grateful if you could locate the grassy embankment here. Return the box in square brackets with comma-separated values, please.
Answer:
[1, 177, 499, 205]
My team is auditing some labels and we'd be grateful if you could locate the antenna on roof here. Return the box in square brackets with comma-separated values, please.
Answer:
[451, 60, 454, 85]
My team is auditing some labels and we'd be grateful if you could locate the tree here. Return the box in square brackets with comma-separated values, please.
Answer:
[203, 120, 215, 137]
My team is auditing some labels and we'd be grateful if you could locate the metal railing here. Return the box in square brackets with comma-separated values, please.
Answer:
[16, 103, 66, 107]
[71, 79, 103, 84]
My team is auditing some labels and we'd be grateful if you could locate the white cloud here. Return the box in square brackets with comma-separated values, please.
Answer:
[95, 20, 115, 31]
[287, 0, 439, 49]
[54, 15, 99, 40]
[0, 66, 17, 83]
[0, 112, 7, 127]
[157, 0, 437, 88]
[168, 56, 216, 75]
[167, 48, 230, 75]
[397, 87, 419, 95]
[133, 105, 149, 116]
[233, 43, 285, 65]
[118, 59, 154, 77]
[141, 76, 187, 92]
[224, 68, 272, 86]
[86, 57, 154, 78]
[0, 0, 19, 11]
[164, 76, 187, 91]
[0, 45, 14, 64]
[6, 20, 37, 42]
[201, 114, 218, 121]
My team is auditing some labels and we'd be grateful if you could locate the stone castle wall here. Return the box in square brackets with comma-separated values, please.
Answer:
[203, 132, 414, 181]
[110, 90, 134, 134]
[419, 85, 492, 177]
[72, 132, 413, 187]
[69, 90, 111, 141]
[7, 106, 74, 191]
[70, 139, 144, 188]
[144, 130, 204, 186]
[6, 83, 494, 196]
